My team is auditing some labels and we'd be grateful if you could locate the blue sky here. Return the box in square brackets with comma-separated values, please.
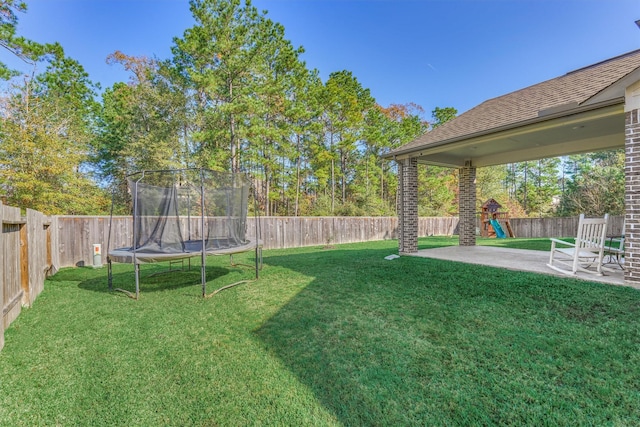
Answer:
[5, 0, 640, 118]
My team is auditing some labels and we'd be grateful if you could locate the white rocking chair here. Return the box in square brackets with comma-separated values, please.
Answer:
[547, 213, 609, 276]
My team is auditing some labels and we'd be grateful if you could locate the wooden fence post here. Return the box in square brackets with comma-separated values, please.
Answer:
[2, 205, 23, 332]
[48, 216, 60, 275]
[19, 222, 29, 307]
[26, 209, 48, 306]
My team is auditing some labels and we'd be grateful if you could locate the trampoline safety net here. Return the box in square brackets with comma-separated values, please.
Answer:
[107, 168, 260, 299]
[129, 168, 250, 254]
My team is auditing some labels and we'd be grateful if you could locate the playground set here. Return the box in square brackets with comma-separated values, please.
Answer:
[480, 198, 515, 238]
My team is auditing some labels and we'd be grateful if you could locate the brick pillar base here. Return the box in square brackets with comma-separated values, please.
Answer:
[625, 108, 640, 284]
[398, 157, 418, 254]
[459, 162, 476, 246]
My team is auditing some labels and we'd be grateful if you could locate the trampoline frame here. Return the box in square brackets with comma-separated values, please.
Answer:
[106, 168, 262, 299]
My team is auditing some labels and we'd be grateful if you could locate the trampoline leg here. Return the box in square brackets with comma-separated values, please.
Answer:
[255, 247, 259, 279]
[108, 259, 113, 291]
[135, 263, 140, 300]
[201, 254, 206, 298]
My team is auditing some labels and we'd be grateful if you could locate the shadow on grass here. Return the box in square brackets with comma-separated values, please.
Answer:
[255, 246, 438, 424]
[52, 262, 237, 296]
[255, 244, 640, 425]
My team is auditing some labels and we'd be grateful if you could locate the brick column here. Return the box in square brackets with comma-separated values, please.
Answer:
[398, 157, 418, 254]
[458, 162, 476, 246]
[625, 107, 640, 284]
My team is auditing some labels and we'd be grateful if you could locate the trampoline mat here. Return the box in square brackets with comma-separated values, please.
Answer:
[109, 239, 262, 264]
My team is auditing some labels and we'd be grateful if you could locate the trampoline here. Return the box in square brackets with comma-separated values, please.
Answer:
[107, 168, 262, 299]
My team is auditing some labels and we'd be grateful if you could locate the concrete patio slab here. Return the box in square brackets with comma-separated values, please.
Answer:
[406, 246, 633, 289]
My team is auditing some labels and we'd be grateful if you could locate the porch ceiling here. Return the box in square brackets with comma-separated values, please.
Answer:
[405, 102, 624, 168]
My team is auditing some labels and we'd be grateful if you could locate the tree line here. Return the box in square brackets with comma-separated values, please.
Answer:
[0, 0, 623, 218]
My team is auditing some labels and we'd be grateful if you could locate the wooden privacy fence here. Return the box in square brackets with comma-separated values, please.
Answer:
[505, 215, 624, 238]
[1, 203, 52, 352]
[52, 215, 625, 269]
[53, 216, 460, 268]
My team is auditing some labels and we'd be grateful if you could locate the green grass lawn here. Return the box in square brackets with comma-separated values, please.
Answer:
[1, 237, 639, 425]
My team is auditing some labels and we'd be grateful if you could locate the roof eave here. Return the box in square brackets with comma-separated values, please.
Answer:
[383, 97, 624, 161]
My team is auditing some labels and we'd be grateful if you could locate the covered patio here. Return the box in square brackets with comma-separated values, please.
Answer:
[386, 49, 640, 286]
[408, 245, 628, 288]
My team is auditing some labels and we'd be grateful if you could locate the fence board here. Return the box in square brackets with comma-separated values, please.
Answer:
[20, 224, 28, 306]
[2, 205, 23, 332]
[507, 215, 622, 238]
[26, 209, 49, 306]
[49, 216, 60, 275]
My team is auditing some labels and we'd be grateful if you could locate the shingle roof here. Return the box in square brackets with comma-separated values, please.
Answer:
[389, 49, 640, 157]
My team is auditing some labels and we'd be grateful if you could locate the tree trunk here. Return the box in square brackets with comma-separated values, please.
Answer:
[330, 131, 335, 214]
[295, 134, 301, 216]
[380, 162, 384, 201]
[331, 158, 335, 214]
[229, 79, 238, 172]
[264, 165, 270, 216]
[341, 148, 346, 204]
